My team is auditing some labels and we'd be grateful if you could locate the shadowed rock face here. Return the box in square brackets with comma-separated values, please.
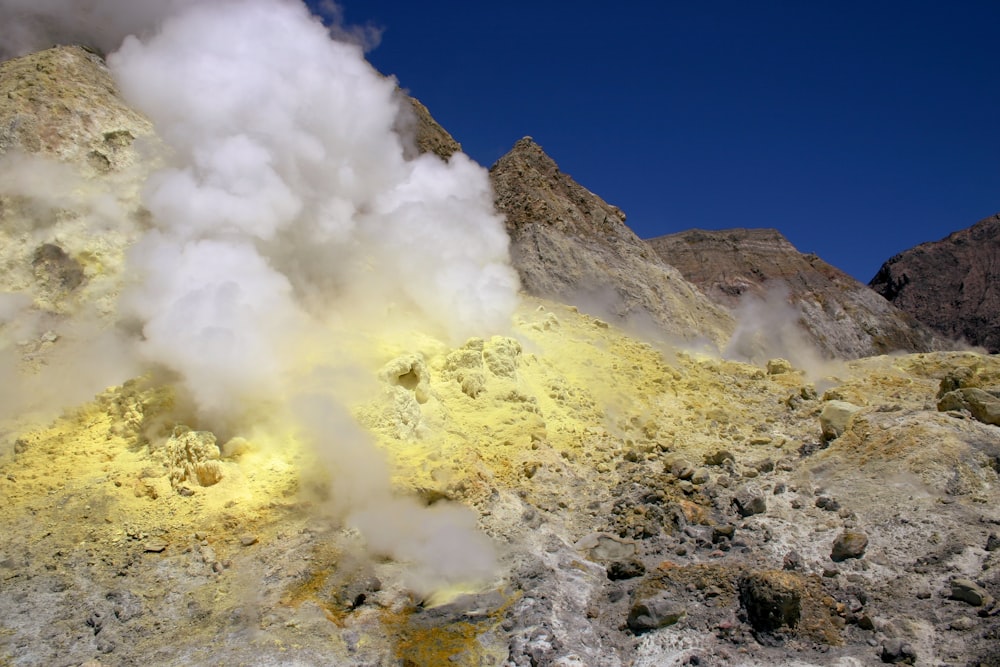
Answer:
[870, 213, 1000, 353]
[489, 137, 734, 347]
[648, 228, 945, 359]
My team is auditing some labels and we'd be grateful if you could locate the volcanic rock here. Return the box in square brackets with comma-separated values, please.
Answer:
[649, 228, 945, 359]
[870, 213, 1000, 352]
[880, 638, 917, 664]
[830, 531, 868, 562]
[626, 593, 686, 632]
[819, 400, 862, 441]
[0, 45, 151, 169]
[937, 387, 1000, 426]
[950, 578, 993, 607]
[490, 137, 734, 347]
[738, 570, 802, 632]
[400, 94, 462, 160]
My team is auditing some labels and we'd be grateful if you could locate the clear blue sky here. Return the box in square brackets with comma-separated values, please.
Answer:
[320, 1, 999, 283]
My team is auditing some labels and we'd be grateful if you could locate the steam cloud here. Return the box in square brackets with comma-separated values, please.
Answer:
[1, 0, 518, 592]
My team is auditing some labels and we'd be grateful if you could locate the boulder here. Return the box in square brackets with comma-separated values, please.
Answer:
[820, 401, 862, 441]
[627, 593, 686, 632]
[937, 388, 1000, 426]
[738, 570, 802, 632]
[830, 531, 868, 562]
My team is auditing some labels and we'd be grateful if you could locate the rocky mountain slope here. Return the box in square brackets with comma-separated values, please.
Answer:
[870, 213, 1000, 353]
[490, 137, 734, 349]
[648, 228, 946, 361]
[1, 41, 999, 667]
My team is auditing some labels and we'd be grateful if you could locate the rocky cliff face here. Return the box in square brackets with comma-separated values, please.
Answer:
[870, 213, 1000, 353]
[0, 46, 151, 323]
[649, 228, 946, 360]
[490, 137, 734, 348]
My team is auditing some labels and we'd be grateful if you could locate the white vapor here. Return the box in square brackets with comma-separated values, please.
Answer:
[2, 0, 517, 591]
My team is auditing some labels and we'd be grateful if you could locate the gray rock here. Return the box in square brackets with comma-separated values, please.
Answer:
[950, 578, 993, 607]
[627, 593, 686, 632]
[831, 531, 868, 562]
[782, 550, 803, 571]
[987, 533, 1000, 551]
[732, 485, 766, 517]
[704, 450, 735, 466]
[880, 638, 916, 664]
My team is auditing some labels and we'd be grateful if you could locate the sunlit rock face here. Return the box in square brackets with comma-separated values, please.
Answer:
[490, 137, 735, 349]
[1, 36, 1000, 667]
[649, 227, 947, 360]
[870, 212, 1000, 353]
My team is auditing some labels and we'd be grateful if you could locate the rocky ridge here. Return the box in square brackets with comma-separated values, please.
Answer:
[648, 228, 946, 361]
[490, 137, 735, 349]
[870, 212, 1000, 353]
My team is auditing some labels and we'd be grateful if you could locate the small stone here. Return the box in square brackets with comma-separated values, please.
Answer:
[948, 616, 975, 631]
[857, 614, 875, 630]
[627, 594, 686, 632]
[950, 578, 992, 607]
[671, 459, 696, 480]
[830, 531, 868, 562]
[712, 525, 736, 543]
[766, 358, 794, 375]
[732, 486, 766, 517]
[143, 539, 168, 553]
[691, 468, 711, 485]
[704, 450, 735, 466]
[239, 534, 258, 546]
[880, 638, 916, 664]
[986, 533, 1000, 552]
[782, 550, 803, 571]
[815, 496, 841, 512]
[607, 560, 646, 580]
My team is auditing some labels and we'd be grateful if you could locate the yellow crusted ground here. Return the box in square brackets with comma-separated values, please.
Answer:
[3, 295, 999, 664]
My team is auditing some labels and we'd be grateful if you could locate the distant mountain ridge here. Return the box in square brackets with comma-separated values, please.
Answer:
[870, 212, 1000, 353]
[648, 228, 946, 359]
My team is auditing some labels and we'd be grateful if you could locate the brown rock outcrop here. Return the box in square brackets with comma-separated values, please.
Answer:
[869, 213, 1000, 353]
[401, 95, 462, 160]
[649, 228, 945, 359]
[490, 137, 734, 347]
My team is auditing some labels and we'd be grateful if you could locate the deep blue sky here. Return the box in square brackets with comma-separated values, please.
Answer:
[324, 1, 999, 282]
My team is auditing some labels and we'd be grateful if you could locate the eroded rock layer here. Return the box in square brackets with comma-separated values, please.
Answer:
[650, 228, 946, 359]
[870, 212, 1000, 353]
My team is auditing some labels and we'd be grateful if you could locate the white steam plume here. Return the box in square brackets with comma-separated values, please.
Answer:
[0, 0, 206, 59]
[107, 0, 518, 422]
[3, 0, 518, 590]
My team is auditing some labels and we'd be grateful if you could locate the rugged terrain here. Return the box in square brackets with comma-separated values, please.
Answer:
[870, 213, 1000, 354]
[649, 228, 946, 361]
[490, 137, 734, 349]
[1, 43, 999, 667]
